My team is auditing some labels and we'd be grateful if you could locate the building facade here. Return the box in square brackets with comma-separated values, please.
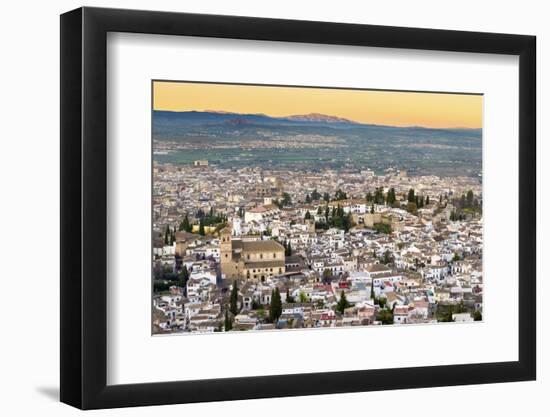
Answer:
[220, 226, 285, 283]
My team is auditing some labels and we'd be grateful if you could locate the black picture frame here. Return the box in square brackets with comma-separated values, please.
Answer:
[60, 6, 536, 410]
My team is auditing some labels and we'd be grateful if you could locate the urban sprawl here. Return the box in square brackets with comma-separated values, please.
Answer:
[153, 160, 483, 334]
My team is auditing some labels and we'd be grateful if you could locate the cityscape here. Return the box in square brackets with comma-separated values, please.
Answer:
[152, 82, 483, 334]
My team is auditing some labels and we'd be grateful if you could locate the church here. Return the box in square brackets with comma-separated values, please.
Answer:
[220, 225, 285, 283]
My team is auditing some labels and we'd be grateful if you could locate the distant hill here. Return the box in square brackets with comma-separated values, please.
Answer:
[152, 110, 482, 177]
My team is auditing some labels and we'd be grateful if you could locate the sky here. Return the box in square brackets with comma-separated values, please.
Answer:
[153, 81, 482, 129]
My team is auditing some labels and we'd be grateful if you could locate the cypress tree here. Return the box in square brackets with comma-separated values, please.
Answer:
[224, 310, 232, 331]
[230, 281, 239, 316]
[269, 288, 282, 323]
[336, 291, 351, 314]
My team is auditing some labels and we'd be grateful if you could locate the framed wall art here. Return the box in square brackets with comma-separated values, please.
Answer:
[60, 6, 536, 410]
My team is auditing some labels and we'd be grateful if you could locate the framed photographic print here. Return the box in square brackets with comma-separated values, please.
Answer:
[60, 6, 536, 410]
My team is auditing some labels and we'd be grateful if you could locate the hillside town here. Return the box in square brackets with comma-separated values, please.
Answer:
[152, 161, 483, 334]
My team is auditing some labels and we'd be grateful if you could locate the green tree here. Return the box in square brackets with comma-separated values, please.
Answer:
[179, 214, 192, 232]
[335, 189, 348, 201]
[164, 225, 171, 245]
[285, 241, 292, 257]
[304, 210, 312, 220]
[386, 188, 396, 205]
[473, 310, 482, 321]
[305, 194, 312, 204]
[286, 288, 295, 303]
[224, 310, 232, 331]
[282, 192, 292, 206]
[407, 188, 416, 203]
[374, 187, 385, 205]
[370, 280, 375, 299]
[336, 291, 351, 314]
[269, 287, 282, 323]
[425, 195, 430, 206]
[377, 308, 393, 324]
[366, 191, 373, 203]
[466, 190, 474, 207]
[198, 219, 205, 236]
[452, 253, 461, 262]
[178, 265, 190, 287]
[323, 192, 330, 202]
[311, 189, 321, 200]
[299, 291, 308, 303]
[382, 249, 393, 265]
[229, 281, 240, 316]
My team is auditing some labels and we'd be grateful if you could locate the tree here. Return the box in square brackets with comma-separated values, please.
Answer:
[425, 195, 430, 206]
[335, 189, 348, 201]
[324, 205, 330, 222]
[373, 223, 392, 234]
[366, 191, 373, 203]
[376, 308, 393, 324]
[311, 189, 321, 200]
[269, 288, 282, 323]
[382, 249, 393, 265]
[224, 310, 232, 331]
[323, 192, 330, 202]
[286, 288, 295, 303]
[466, 190, 474, 207]
[370, 280, 375, 299]
[473, 310, 482, 321]
[179, 214, 192, 232]
[178, 265, 190, 288]
[374, 187, 385, 205]
[229, 281, 239, 316]
[282, 192, 292, 206]
[336, 291, 351, 314]
[164, 225, 171, 245]
[452, 253, 461, 262]
[407, 188, 416, 203]
[198, 218, 205, 236]
[370, 204, 375, 214]
[285, 241, 292, 257]
[305, 194, 312, 204]
[304, 210, 312, 220]
[386, 188, 396, 205]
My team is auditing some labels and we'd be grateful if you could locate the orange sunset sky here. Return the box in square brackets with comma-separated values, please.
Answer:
[153, 81, 482, 129]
